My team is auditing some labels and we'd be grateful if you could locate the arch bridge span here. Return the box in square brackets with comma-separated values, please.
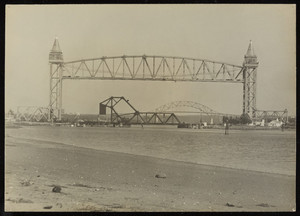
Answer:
[155, 101, 218, 115]
[155, 101, 239, 118]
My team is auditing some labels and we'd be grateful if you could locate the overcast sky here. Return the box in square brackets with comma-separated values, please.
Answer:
[5, 4, 296, 115]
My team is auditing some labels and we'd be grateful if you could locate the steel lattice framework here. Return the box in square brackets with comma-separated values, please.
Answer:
[49, 38, 258, 121]
[62, 55, 244, 82]
[242, 41, 258, 119]
[254, 109, 288, 122]
[16, 106, 49, 122]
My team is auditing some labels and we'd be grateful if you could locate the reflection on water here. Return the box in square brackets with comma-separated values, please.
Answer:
[5, 126, 296, 175]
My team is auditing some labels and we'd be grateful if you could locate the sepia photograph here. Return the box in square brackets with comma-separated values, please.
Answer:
[4, 4, 296, 212]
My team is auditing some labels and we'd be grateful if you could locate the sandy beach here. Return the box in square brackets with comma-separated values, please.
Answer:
[5, 128, 295, 212]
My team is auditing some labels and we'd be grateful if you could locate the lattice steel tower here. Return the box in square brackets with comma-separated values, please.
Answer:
[48, 37, 64, 121]
[243, 40, 258, 119]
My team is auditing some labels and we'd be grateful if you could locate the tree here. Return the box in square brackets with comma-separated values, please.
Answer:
[8, 109, 15, 116]
[240, 113, 252, 124]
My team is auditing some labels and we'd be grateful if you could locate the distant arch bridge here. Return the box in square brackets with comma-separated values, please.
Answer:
[154, 101, 239, 124]
[155, 101, 218, 115]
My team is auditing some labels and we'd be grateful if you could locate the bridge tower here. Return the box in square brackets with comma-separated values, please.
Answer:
[49, 37, 64, 121]
[243, 40, 258, 119]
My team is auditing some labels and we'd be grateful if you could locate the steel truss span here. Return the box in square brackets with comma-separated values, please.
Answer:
[16, 106, 49, 122]
[62, 55, 244, 83]
[254, 109, 288, 122]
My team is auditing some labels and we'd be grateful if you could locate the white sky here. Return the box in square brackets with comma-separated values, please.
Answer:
[5, 4, 296, 115]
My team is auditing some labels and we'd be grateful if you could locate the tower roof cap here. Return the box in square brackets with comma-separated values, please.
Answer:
[51, 37, 62, 52]
[245, 40, 256, 57]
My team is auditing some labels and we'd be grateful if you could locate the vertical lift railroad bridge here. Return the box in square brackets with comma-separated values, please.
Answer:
[23, 38, 286, 123]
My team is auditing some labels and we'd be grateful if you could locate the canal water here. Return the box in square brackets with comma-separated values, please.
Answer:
[5, 126, 296, 176]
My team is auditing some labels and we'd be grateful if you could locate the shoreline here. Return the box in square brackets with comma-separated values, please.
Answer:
[6, 122, 296, 131]
[5, 135, 296, 211]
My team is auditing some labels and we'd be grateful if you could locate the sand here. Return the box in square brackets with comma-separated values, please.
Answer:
[5, 134, 295, 212]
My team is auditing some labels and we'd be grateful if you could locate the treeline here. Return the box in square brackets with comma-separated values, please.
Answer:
[223, 114, 252, 125]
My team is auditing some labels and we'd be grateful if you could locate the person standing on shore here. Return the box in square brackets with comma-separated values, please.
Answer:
[225, 121, 229, 135]
[281, 122, 285, 132]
